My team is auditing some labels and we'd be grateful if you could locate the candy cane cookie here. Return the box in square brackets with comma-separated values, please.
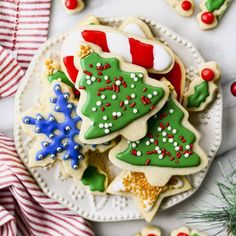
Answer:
[61, 25, 175, 83]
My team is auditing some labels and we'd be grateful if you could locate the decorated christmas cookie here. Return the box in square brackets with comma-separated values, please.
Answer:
[170, 226, 208, 236]
[108, 172, 191, 222]
[21, 81, 114, 179]
[62, 0, 84, 14]
[165, 0, 195, 17]
[197, 0, 232, 30]
[119, 17, 155, 40]
[118, 17, 186, 102]
[109, 86, 208, 186]
[135, 225, 162, 236]
[74, 43, 169, 144]
[61, 24, 175, 83]
[183, 61, 221, 112]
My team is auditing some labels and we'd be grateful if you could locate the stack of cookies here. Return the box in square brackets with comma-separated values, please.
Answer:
[20, 16, 221, 222]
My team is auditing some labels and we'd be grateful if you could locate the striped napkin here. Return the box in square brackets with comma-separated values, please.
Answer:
[0, 1, 95, 235]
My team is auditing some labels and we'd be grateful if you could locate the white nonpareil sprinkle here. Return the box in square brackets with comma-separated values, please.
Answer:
[103, 116, 108, 121]
[169, 109, 174, 113]
[131, 93, 136, 98]
[175, 146, 180, 151]
[131, 143, 137, 148]
[92, 107, 96, 112]
[112, 94, 117, 100]
[97, 63, 101, 67]
[150, 138, 154, 143]
[186, 145, 190, 149]
[172, 129, 177, 134]
[101, 95, 106, 100]
[163, 138, 167, 142]
[153, 91, 158, 96]
[99, 123, 104, 128]
[131, 84, 135, 88]
[146, 141, 150, 145]
[162, 132, 167, 136]
[184, 153, 190, 158]
[169, 138, 174, 143]
[86, 80, 92, 85]
[133, 108, 138, 113]
[147, 94, 152, 99]
[138, 73, 144, 78]
[117, 112, 122, 117]
[130, 73, 136, 79]
[104, 75, 109, 80]
[86, 75, 90, 80]
[133, 77, 138, 82]
[157, 127, 162, 132]
[115, 80, 121, 86]
[155, 146, 160, 151]
[159, 154, 163, 159]
[124, 100, 129, 105]
[104, 129, 110, 134]
[174, 142, 178, 146]
[96, 101, 102, 106]
[137, 151, 142, 156]
[91, 76, 96, 82]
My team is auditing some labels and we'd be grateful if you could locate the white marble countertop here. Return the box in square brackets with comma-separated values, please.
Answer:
[1, 0, 236, 235]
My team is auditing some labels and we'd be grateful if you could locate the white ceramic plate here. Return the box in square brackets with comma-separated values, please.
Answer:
[14, 17, 222, 222]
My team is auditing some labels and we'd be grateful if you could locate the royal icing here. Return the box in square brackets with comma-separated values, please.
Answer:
[231, 81, 236, 97]
[81, 165, 107, 192]
[22, 83, 84, 170]
[116, 94, 201, 168]
[170, 227, 208, 236]
[77, 47, 166, 140]
[205, 0, 225, 12]
[61, 25, 174, 82]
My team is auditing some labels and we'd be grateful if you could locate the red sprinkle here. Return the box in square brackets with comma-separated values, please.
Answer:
[179, 136, 184, 140]
[97, 78, 101, 82]
[166, 122, 170, 127]
[159, 123, 165, 129]
[126, 95, 131, 100]
[106, 79, 111, 84]
[146, 151, 153, 155]
[143, 88, 147, 92]
[101, 107, 105, 111]
[170, 157, 175, 161]
[122, 81, 127, 88]
[145, 97, 151, 104]
[179, 146, 183, 151]
[99, 88, 106, 91]
[89, 64, 93, 68]
[145, 159, 151, 165]
[150, 105, 155, 110]
[131, 150, 137, 156]
[123, 107, 127, 111]
[120, 101, 124, 107]
[83, 70, 92, 76]
[105, 103, 111, 107]
[106, 86, 113, 90]
[97, 71, 103, 76]
[130, 102, 136, 108]
[155, 140, 159, 145]
[79, 86, 86, 90]
[97, 92, 101, 96]
[119, 76, 123, 81]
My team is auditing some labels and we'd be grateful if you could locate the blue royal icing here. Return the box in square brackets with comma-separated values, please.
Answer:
[23, 83, 84, 170]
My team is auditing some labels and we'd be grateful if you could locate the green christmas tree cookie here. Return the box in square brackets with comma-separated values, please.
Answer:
[109, 90, 208, 186]
[75, 44, 169, 144]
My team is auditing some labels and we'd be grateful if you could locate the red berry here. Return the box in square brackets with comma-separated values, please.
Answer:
[177, 233, 189, 236]
[182, 1, 192, 11]
[147, 234, 157, 236]
[231, 82, 236, 97]
[65, 0, 78, 10]
[201, 12, 215, 24]
[201, 68, 215, 81]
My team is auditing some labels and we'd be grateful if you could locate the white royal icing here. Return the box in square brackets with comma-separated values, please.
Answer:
[121, 23, 147, 39]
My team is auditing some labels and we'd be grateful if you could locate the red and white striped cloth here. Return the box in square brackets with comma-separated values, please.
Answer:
[0, 1, 95, 235]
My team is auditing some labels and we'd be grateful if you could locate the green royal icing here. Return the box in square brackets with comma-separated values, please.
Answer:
[116, 95, 201, 168]
[191, 234, 199, 236]
[48, 70, 74, 87]
[187, 80, 209, 108]
[206, 0, 225, 12]
[81, 165, 106, 192]
[79, 52, 165, 139]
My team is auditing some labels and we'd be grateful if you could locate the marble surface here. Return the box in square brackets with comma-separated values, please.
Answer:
[1, 0, 236, 235]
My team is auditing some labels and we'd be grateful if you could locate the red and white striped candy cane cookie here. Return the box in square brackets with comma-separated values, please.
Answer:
[61, 25, 174, 83]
